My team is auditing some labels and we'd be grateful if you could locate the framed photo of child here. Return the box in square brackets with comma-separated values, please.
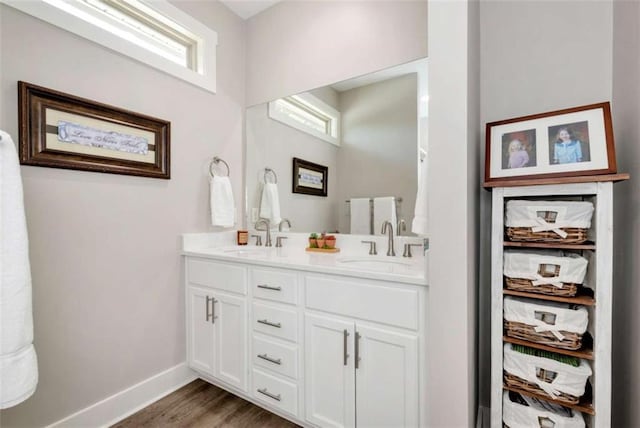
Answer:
[484, 102, 616, 186]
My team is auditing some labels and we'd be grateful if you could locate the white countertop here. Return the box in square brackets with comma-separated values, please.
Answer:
[181, 232, 428, 286]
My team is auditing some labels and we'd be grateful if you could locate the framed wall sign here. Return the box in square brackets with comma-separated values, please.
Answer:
[484, 102, 616, 185]
[292, 157, 328, 197]
[18, 81, 170, 179]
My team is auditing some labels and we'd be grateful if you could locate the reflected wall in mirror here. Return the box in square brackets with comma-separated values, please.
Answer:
[246, 58, 428, 235]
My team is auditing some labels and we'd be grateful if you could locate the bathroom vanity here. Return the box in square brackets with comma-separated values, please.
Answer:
[182, 232, 428, 427]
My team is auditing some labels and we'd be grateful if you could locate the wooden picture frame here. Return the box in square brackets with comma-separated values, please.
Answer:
[484, 102, 616, 186]
[292, 157, 328, 197]
[18, 81, 170, 179]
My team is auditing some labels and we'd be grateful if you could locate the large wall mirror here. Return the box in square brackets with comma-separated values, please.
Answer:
[246, 58, 428, 236]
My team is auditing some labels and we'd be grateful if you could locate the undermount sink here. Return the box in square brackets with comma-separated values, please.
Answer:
[215, 246, 272, 257]
[336, 257, 414, 273]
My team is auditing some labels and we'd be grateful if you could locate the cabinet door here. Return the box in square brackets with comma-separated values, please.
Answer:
[187, 286, 216, 376]
[355, 325, 419, 428]
[216, 292, 247, 391]
[305, 313, 356, 428]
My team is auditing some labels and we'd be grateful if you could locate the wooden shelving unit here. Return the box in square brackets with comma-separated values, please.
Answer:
[502, 336, 594, 360]
[503, 241, 596, 251]
[490, 179, 625, 427]
[502, 287, 595, 306]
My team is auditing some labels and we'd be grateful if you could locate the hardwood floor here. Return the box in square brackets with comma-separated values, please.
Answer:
[111, 379, 299, 428]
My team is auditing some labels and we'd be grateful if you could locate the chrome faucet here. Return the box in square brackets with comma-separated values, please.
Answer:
[381, 221, 396, 256]
[255, 219, 272, 247]
[278, 218, 292, 232]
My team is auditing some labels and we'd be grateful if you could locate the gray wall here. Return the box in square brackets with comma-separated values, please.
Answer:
[612, 2, 640, 426]
[337, 74, 418, 234]
[245, 0, 428, 106]
[0, 2, 246, 426]
[478, 0, 614, 416]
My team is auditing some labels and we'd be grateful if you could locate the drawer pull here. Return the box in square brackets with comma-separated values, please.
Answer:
[257, 284, 282, 291]
[257, 353, 282, 365]
[343, 329, 350, 366]
[257, 387, 281, 402]
[257, 319, 282, 328]
[205, 296, 213, 322]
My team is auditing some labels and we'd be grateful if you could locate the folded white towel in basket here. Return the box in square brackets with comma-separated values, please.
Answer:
[210, 176, 235, 227]
[260, 183, 281, 226]
[0, 129, 38, 409]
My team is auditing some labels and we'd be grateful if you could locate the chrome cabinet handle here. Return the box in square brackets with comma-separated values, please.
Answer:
[211, 298, 218, 324]
[257, 353, 282, 365]
[343, 329, 350, 366]
[257, 284, 282, 291]
[257, 388, 281, 401]
[355, 332, 361, 369]
[205, 296, 213, 322]
[257, 319, 282, 328]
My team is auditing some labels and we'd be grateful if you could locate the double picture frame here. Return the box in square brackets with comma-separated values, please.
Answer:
[484, 102, 616, 186]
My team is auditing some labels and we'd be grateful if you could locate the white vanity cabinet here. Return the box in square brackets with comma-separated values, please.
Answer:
[304, 274, 420, 428]
[186, 258, 248, 392]
[183, 251, 426, 427]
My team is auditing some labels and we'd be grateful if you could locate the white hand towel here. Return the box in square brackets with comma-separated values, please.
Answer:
[0, 129, 38, 409]
[210, 176, 235, 227]
[259, 183, 281, 226]
[349, 198, 371, 235]
[411, 158, 428, 235]
[373, 197, 397, 235]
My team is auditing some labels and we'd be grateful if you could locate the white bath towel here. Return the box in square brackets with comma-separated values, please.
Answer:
[349, 198, 371, 235]
[0, 129, 38, 409]
[210, 176, 235, 227]
[259, 183, 281, 226]
[411, 157, 428, 235]
[373, 197, 397, 235]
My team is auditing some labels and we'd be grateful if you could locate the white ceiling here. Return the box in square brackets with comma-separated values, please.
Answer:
[220, 0, 282, 20]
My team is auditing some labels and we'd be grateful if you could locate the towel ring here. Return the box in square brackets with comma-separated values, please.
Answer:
[210, 157, 230, 177]
[264, 168, 278, 184]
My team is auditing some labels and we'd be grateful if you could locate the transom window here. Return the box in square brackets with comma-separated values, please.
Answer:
[3, 0, 218, 92]
[269, 93, 341, 146]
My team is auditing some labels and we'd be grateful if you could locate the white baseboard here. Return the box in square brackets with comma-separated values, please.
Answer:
[46, 363, 197, 428]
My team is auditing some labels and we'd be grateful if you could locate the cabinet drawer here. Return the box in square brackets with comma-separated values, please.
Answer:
[305, 275, 419, 330]
[252, 302, 298, 343]
[251, 268, 298, 305]
[252, 335, 298, 379]
[187, 258, 246, 295]
[252, 369, 298, 417]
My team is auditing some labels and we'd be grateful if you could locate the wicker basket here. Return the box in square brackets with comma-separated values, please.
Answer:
[505, 277, 578, 297]
[504, 320, 583, 350]
[506, 227, 588, 244]
[503, 391, 585, 428]
[505, 200, 594, 244]
[504, 372, 579, 405]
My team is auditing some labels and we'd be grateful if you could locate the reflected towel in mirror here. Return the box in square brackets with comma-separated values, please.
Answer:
[350, 198, 371, 234]
[412, 156, 427, 235]
[373, 197, 397, 235]
[260, 183, 281, 226]
[210, 175, 235, 227]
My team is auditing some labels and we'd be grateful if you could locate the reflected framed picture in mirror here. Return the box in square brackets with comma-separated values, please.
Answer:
[292, 157, 328, 197]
